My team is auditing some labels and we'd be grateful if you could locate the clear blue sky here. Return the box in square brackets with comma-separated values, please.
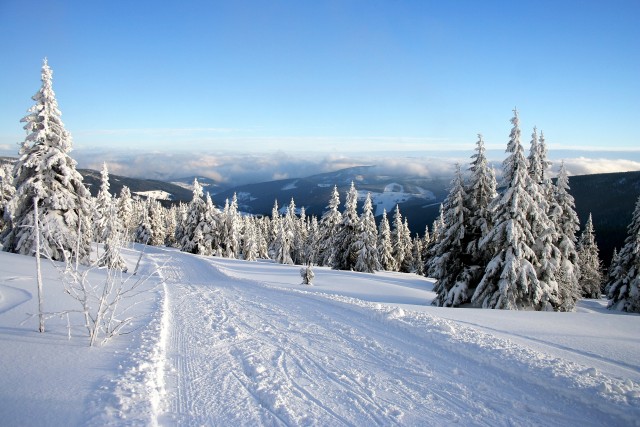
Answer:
[0, 0, 639, 156]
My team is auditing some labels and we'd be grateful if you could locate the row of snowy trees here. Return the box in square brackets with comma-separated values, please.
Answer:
[2, 60, 639, 313]
[173, 177, 428, 274]
[426, 110, 638, 312]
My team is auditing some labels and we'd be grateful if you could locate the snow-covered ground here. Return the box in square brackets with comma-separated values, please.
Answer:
[133, 190, 173, 201]
[0, 246, 639, 426]
[358, 184, 436, 216]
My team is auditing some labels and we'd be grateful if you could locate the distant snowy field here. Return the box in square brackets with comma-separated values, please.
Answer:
[0, 246, 638, 426]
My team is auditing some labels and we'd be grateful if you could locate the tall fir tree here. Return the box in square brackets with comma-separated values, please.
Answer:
[2, 59, 92, 263]
[472, 109, 543, 310]
[430, 165, 474, 307]
[550, 163, 581, 311]
[525, 130, 562, 310]
[180, 179, 206, 254]
[353, 193, 381, 273]
[606, 195, 640, 312]
[399, 217, 414, 273]
[268, 200, 281, 259]
[134, 198, 152, 244]
[318, 186, 342, 267]
[412, 234, 425, 276]
[577, 213, 603, 298]
[377, 209, 396, 271]
[98, 199, 127, 271]
[335, 182, 359, 270]
[148, 199, 167, 247]
[605, 248, 619, 295]
[242, 217, 258, 262]
[465, 134, 497, 266]
[391, 205, 406, 272]
[94, 162, 112, 243]
[117, 186, 135, 243]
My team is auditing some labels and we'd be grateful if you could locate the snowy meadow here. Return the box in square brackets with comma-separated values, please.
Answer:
[0, 246, 639, 426]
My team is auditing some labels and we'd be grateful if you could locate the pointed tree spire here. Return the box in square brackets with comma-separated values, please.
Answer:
[353, 192, 381, 273]
[577, 213, 603, 299]
[472, 110, 542, 309]
[2, 59, 92, 263]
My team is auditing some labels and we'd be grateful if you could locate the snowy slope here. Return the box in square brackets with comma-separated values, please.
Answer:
[134, 190, 173, 200]
[0, 247, 639, 426]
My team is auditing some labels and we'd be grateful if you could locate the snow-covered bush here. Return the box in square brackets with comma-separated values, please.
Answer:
[300, 265, 315, 285]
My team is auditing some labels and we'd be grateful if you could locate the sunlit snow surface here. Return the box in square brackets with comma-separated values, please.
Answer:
[0, 246, 638, 426]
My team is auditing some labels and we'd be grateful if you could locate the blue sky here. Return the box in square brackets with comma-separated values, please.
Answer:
[0, 0, 639, 180]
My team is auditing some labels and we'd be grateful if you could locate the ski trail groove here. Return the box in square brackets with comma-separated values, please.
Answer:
[155, 250, 638, 426]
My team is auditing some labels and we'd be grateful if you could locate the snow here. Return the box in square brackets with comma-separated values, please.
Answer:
[133, 190, 173, 201]
[357, 183, 435, 217]
[281, 180, 299, 190]
[235, 191, 257, 202]
[1, 247, 639, 426]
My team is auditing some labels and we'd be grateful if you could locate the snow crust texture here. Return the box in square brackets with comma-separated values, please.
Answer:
[144, 248, 638, 426]
[1, 247, 638, 426]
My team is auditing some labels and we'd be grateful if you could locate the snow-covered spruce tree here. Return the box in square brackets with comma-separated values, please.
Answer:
[304, 215, 320, 265]
[471, 110, 542, 310]
[465, 134, 497, 264]
[223, 193, 241, 259]
[148, 199, 167, 247]
[353, 192, 381, 273]
[334, 182, 359, 271]
[605, 248, 619, 295]
[524, 129, 562, 311]
[412, 234, 425, 276]
[173, 202, 188, 248]
[606, 195, 640, 312]
[93, 162, 112, 244]
[318, 186, 342, 267]
[273, 211, 294, 265]
[399, 217, 414, 273]
[377, 209, 396, 271]
[274, 198, 297, 264]
[117, 186, 135, 243]
[577, 213, 603, 298]
[292, 206, 309, 265]
[256, 217, 270, 259]
[268, 200, 281, 259]
[98, 200, 127, 271]
[201, 193, 221, 255]
[0, 163, 16, 235]
[425, 203, 446, 268]
[527, 127, 543, 184]
[391, 205, 406, 272]
[430, 165, 474, 307]
[180, 179, 206, 254]
[550, 163, 581, 311]
[242, 217, 258, 261]
[133, 199, 152, 245]
[2, 59, 92, 263]
[164, 205, 178, 247]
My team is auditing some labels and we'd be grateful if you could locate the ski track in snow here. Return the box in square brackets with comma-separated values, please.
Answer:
[130, 247, 640, 427]
[0, 281, 32, 314]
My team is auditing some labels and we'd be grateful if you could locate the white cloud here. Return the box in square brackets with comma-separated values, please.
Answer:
[67, 149, 640, 189]
[556, 157, 640, 176]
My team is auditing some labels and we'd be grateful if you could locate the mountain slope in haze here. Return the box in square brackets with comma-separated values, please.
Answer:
[79, 168, 193, 203]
